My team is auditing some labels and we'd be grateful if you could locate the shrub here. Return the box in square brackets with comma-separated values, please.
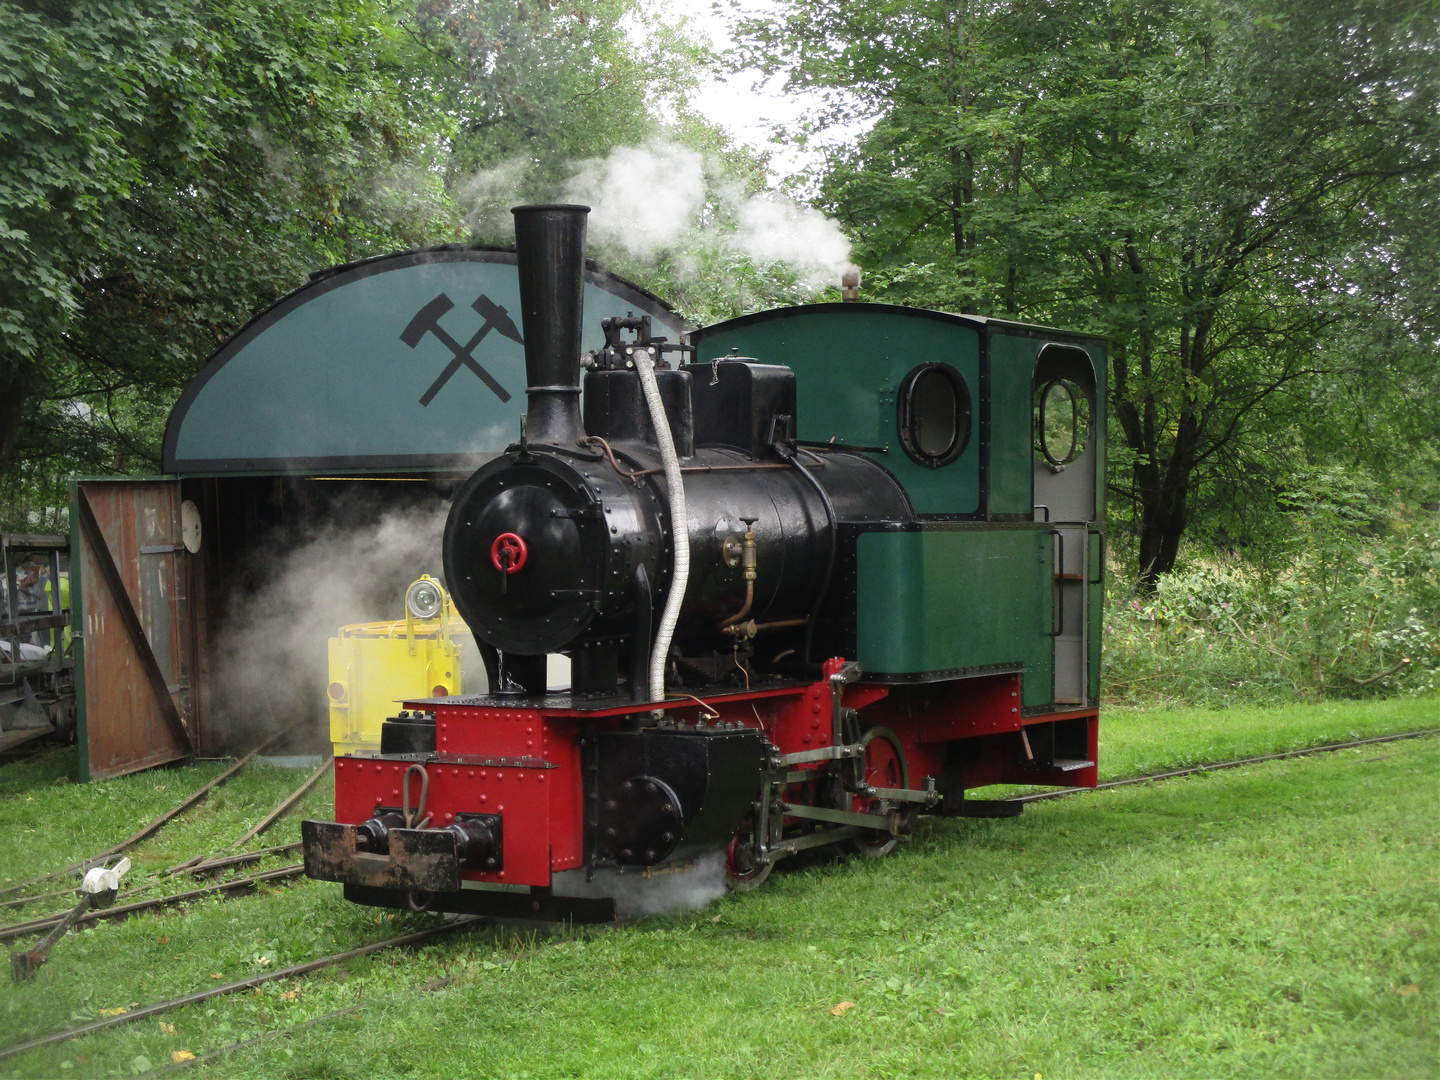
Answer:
[1102, 478, 1440, 707]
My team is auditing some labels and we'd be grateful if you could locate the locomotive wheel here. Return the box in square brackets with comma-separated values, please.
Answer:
[49, 700, 75, 744]
[847, 727, 912, 859]
[723, 828, 772, 892]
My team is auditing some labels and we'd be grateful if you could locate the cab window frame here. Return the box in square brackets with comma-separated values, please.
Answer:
[896, 361, 972, 469]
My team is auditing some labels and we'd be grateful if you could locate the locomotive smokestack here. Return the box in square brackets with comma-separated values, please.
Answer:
[512, 204, 590, 446]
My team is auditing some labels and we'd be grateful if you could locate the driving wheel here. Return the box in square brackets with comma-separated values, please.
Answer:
[847, 726, 912, 859]
[723, 827, 772, 892]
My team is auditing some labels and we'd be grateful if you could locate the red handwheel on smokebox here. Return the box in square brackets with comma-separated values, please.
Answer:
[490, 532, 528, 574]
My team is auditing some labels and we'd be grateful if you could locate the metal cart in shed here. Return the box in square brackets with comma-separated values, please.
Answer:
[1, 532, 74, 753]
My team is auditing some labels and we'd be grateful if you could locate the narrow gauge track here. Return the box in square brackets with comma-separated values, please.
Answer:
[1, 727, 1433, 1066]
[162, 757, 330, 878]
[1012, 727, 1439, 805]
[3, 730, 1433, 943]
[142, 974, 461, 1077]
[0, 865, 305, 944]
[0, 919, 483, 1064]
[0, 744, 271, 900]
[0, 842, 303, 914]
[0, 761, 330, 939]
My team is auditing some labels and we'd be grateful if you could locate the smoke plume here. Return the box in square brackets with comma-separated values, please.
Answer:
[561, 143, 709, 258]
[212, 492, 453, 750]
[557, 852, 729, 920]
[464, 141, 855, 295]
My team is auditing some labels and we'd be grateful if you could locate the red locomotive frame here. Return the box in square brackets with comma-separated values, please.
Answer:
[314, 659, 1096, 917]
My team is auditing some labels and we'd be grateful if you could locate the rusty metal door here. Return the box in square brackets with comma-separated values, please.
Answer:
[73, 480, 196, 779]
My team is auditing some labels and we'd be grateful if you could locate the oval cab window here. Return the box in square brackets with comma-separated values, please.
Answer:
[1036, 379, 1091, 468]
[897, 363, 971, 468]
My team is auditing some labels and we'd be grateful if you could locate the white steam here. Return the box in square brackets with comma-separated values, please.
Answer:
[465, 142, 854, 293]
[555, 852, 729, 919]
[731, 193, 854, 285]
[562, 143, 709, 259]
[213, 497, 453, 746]
[464, 156, 535, 243]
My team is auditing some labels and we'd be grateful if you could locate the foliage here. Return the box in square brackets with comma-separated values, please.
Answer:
[406, 0, 712, 230]
[0, 0, 466, 528]
[0, 0, 727, 531]
[1104, 476, 1440, 706]
[590, 183, 852, 325]
[732, 0, 1440, 583]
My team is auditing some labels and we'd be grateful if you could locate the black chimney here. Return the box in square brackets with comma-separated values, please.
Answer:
[512, 204, 590, 446]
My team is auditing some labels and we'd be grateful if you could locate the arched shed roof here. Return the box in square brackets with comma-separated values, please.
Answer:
[162, 247, 687, 475]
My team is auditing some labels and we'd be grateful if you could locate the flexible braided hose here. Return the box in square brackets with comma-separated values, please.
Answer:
[633, 349, 688, 702]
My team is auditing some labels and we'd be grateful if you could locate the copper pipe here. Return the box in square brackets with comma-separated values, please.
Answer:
[755, 618, 809, 631]
[578, 435, 644, 479]
[664, 693, 720, 720]
[721, 616, 809, 640]
[719, 580, 754, 628]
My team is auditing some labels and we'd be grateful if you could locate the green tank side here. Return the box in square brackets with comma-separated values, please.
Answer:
[691, 306, 981, 515]
[856, 528, 1054, 706]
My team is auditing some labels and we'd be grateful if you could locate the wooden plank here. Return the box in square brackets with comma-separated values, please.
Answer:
[75, 488, 193, 757]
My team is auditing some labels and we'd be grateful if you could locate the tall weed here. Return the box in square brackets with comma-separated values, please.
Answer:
[1103, 476, 1440, 706]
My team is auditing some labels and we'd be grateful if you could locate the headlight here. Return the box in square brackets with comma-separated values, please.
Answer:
[406, 578, 444, 620]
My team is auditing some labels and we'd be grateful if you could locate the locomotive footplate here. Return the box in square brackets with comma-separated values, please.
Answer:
[302, 820, 462, 893]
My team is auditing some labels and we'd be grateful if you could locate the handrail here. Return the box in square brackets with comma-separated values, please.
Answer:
[1048, 529, 1064, 637]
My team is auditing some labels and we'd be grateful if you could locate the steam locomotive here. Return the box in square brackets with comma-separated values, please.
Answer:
[302, 205, 1107, 920]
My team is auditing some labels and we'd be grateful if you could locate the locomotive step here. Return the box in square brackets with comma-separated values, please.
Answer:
[1046, 758, 1096, 772]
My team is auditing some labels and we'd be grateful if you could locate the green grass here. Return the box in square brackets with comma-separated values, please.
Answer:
[0, 700, 1435, 1079]
[1098, 695, 1440, 778]
[0, 755, 334, 930]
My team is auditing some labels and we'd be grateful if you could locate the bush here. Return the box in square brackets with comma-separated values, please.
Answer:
[1103, 478, 1440, 707]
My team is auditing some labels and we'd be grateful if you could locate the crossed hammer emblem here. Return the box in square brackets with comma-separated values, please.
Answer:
[401, 293, 524, 406]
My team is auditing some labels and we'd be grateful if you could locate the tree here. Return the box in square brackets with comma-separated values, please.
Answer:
[733, 0, 1440, 584]
[0, 0, 712, 524]
[0, 0, 460, 507]
[403, 0, 710, 236]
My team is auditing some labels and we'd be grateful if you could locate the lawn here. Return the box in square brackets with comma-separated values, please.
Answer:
[0, 697, 1435, 1078]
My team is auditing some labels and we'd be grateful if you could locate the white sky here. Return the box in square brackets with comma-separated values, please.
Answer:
[660, 0, 863, 184]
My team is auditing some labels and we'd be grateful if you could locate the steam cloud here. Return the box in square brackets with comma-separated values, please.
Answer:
[560, 852, 730, 919]
[213, 494, 455, 749]
[563, 143, 709, 259]
[465, 142, 855, 292]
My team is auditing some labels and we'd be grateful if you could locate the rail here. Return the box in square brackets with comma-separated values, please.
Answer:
[0, 918, 483, 1063]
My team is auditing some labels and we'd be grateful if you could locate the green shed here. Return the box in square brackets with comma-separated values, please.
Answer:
[71, 248, 686, 779]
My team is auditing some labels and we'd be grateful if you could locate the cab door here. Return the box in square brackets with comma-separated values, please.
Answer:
[1032, 347, 1099, 706]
